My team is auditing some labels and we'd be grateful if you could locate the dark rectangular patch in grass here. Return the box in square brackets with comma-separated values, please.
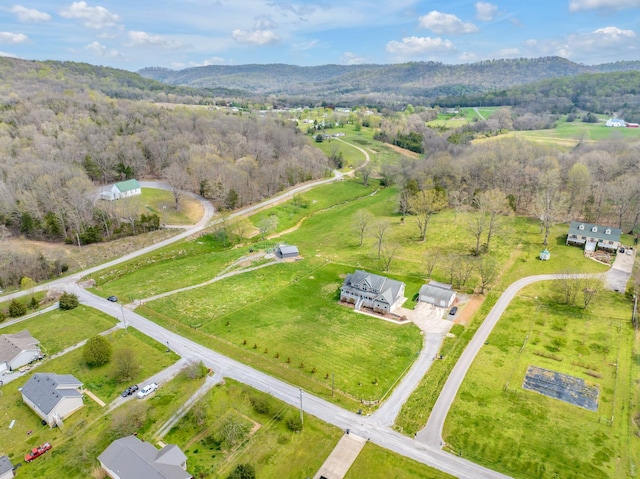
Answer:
[522, 365, 599, 411]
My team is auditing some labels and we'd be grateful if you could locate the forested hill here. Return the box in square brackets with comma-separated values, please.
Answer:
[138, 57, 640, 103]
[0, 56, 243, 102]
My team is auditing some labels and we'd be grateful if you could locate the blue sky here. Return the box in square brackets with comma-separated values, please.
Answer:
[0, 1, 639, 71]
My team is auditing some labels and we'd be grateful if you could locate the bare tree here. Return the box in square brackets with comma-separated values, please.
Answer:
[423, 250, 439, 278]
[372, 219, 390, 260]
[468, 213, 486, 256]
[581, 275, 604, 309]
[476, 257, 499, 294]
[380, 243, 399, 272]
[353, 210, 373, 247]
[408, 188, 447, 242]
[476, 188, 509, 252]
[163, 163, 191, 210]
[607, 175, 639, 229]
[534, 174, 567, 246]
[360, 163, 373, 187]
[113, 347, 139, 381]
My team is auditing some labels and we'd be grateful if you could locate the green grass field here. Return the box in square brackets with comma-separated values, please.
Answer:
[344, 442, 457, 479]
[142, 262, 423, 405]
[139, 187, 203, 225]
[1, 305, 117, 355]
[164, 379, 342, 479]
[443, 284, 636, 479]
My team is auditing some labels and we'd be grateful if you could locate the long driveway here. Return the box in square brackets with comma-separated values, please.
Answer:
[415, 273, 595, 447]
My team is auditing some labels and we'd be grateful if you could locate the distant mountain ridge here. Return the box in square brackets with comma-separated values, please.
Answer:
[138, 57, 640, 102]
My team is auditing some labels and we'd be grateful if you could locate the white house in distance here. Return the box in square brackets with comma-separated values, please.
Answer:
[21, 373, 84, 427]
[419, 281, 456, 308]
[605, 118, 626, 127]
[0, 330, 41, 374]
[100, 179, 142, 201]
[98, 435, 192, 479]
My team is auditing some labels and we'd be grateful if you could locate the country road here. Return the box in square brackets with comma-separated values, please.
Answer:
[69, 283, 512, 479]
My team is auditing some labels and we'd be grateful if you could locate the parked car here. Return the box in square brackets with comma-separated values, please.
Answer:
[627, 248, 633, 256]
[136, 382, 158, 399]
[25, 442, 52, 462]
[107, 296, 118, 302]
[449, 306, 458, 316]
[120, 384, 138, 397]
[620, 247, 625, 254]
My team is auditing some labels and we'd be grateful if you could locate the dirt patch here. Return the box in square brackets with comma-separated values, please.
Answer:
[454, 294, 485, 326]
[383, 143, 421, 159]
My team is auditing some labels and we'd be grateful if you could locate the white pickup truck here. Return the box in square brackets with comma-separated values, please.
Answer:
[136, 382, 158, 399]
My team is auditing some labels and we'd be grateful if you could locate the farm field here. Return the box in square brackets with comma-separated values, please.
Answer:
[443, 283, 636, 479]
[164, 379, 343, 479]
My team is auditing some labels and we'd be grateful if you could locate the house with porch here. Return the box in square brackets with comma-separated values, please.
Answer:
[21, 373, 84, 427]
[0, 456, 14, 479]
[99, 179, 142, 201]
[566, 221, 621, 252]
[98, 435, 192, 479]
[340, 270, 405, 315]
[0, 330, 42, 374]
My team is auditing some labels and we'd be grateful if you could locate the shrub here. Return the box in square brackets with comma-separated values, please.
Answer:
[83, 335, 113, 367]
[227, 463, 256, 479]
[28, 296, 39, 310]
[8, 299, 27, 318]
[286, 413, 303, 432]
[59, 292, 79, 310]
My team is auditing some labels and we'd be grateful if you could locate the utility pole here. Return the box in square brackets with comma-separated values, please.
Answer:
[299, 388, 304, 426]
[633, 293, 638, 329]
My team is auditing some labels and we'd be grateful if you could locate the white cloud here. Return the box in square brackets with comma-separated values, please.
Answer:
[569, 0, 640, 11]
[497, 47, 520, 57]
[0, 51, 18, 58]
[232, 28, 280, 45]
[475, 2, 498, 21]
[85, 41, 121, 58]
[340, 52, 367, 65]
[386, 36, 455, 57]
[11, 5, 51, 22]
[60, 1, 120, 29]
[192, 57, 226, 66]
[127, 31, 183, 49]
[459, 51, 478, 62]
[0, 32, 28, 44]
[419, 11, 478, 35]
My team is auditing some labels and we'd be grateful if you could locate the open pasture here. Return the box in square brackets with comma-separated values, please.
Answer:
[443, 284, 635, 479]
[143, 262, 423, 404]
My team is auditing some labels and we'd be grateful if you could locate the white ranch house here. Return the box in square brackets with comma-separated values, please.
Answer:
[100, 179, 142, 201]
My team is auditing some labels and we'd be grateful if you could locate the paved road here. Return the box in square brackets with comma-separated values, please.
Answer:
[416, 273, 594, 447]
[69, 284, 512, 479]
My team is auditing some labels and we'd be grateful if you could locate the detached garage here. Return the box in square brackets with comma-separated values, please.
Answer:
[419, 281, 456, 308]
[275, 244, 299, 259]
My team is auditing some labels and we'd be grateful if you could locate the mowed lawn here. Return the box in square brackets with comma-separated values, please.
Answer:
[143, 262, 423, 403]
[443, 284, 635, 479]
[140, 187, 203, 225]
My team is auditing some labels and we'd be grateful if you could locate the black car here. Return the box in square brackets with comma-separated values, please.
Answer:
[107, 296, 118, 302]
[121, 384, 139, 397]
[449, 306, 458, 316]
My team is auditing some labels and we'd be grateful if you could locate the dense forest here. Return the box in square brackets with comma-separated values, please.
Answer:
[139, 57, 640, 106]
[0, 59, 331, 288]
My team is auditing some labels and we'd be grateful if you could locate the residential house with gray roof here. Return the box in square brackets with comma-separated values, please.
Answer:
[21, 373, 84, 427]
[0, 456, 14, 479]
[340, 269, 405, 314]
[275, 244, 299, 259]
[419, 281, 456, 308]
[98, 435, 192, 479]
[566, 221, 621, 252]
[0, 330, 41, 374]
